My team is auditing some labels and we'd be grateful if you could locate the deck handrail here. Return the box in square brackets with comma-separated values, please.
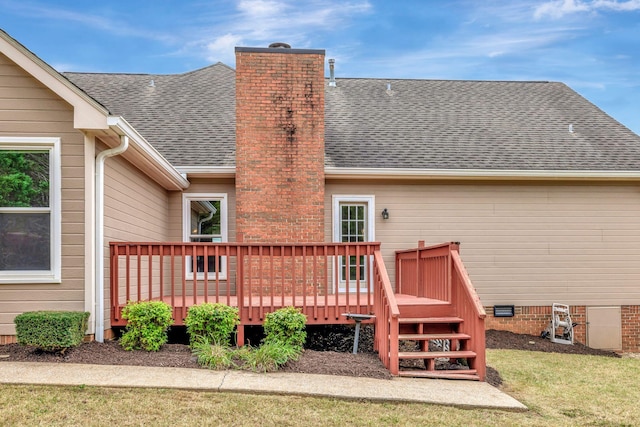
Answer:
[451, 250, 486, 319]
[372, 250, 400, 375]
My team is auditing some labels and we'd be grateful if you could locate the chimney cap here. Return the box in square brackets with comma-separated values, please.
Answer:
[268, 42, 291, 49]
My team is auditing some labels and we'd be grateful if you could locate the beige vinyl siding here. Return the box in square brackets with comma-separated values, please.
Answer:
[170, 178, 236, 240]
[102, 146, 171, 327]
[168, 178, 237, 294]
[326, 180, 640, 307]
[0, 53, 85, 335]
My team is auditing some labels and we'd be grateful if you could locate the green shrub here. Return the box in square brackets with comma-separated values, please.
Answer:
[191, 339, 234, 370]
[184, 303, 239, 347]
[119, 301, 173, 352]
[263, 307, 307, 349]
[14, 311, 89, 352]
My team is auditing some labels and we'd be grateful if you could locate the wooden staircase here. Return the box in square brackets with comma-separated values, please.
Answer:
[396, 314, 480, 380]
[373, 242, 486, 381]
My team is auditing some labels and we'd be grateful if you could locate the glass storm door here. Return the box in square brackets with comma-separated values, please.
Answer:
[338, 203, 368, 292]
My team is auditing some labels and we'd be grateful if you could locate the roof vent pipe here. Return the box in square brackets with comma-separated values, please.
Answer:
[329, 58, 336, 87]
[269, 42, 291, 49]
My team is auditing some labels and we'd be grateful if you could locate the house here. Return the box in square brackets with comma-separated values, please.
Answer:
[2, 29, 640, 377]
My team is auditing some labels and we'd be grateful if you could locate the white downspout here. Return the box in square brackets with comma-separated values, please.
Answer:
[95, 135, 129, 342]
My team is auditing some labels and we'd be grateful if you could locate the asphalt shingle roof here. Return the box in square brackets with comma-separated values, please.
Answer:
[65, 66, 640, 171]
[65, 64, 236, 167]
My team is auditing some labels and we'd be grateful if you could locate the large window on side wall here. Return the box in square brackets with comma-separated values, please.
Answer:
[332, 195, 375, 292]
[182, 193, 228, 280]
[0, 137, 61, 284]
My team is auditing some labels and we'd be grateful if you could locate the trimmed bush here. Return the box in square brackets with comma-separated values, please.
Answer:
[184, 303, 239, 347]
[14, 311, 89, 352]
[263, 307, 307, 348]
[120, 301, 173, 352]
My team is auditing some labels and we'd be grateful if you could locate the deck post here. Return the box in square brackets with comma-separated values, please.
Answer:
[237, 324, 245, 347]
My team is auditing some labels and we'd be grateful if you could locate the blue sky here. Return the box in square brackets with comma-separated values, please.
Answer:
[2, 0, 639, 134]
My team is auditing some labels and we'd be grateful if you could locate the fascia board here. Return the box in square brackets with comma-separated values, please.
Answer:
[324, 167, 640, 181]
[0, 30, 109, 129]
[107, 116, 190, 190]
[175, 166, 236, 178]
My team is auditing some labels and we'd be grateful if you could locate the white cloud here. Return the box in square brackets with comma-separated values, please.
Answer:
[205, 0, 371, 48]
[195, 0, 372, 63]
[206, 33, 244, 63]
[534, 0, 640, 19]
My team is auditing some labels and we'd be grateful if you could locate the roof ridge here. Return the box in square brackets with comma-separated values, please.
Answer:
[63, 62, 236, 78]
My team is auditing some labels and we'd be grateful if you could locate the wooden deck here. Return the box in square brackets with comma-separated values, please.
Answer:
[110, 241, 486, 380]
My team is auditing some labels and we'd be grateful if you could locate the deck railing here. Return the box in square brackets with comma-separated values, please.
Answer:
[110, 242, 381, 342]
[451, 249, 486, 380]
[394, 241, 486, 380]
[373, 250, 400, 375]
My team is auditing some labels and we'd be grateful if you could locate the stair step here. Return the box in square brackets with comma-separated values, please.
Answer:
[398, 369, 479, 381]
[399, 317, 463, 324]
[398, 350, 476, 359]
[398, 333, 471, 341]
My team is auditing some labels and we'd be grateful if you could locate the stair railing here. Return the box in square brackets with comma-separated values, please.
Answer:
[373, 250, 400, 375]
[450, 249, 486, 381]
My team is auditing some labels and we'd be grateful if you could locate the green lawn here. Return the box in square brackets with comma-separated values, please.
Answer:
[1, 350, 639, 426]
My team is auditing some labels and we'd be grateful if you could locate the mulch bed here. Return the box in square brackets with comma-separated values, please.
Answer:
[0, 329, 621, 387]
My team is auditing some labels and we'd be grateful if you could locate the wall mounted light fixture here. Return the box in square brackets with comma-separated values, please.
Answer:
[381, 208, 389, 220]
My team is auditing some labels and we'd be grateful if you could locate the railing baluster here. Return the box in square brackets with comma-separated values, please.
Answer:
[323, 244, 329, 320]
[269, 245, 275, 314]
[159, 245, 164, 304]
[182, 244, 187, 321]
[136, 244, 142, 302]
[125, 245, 131, 303]
[302, 245, 307, 315]
[203, 245, 209, 304]
[111, 244, 119, 321]
[312, 245, 318, 320]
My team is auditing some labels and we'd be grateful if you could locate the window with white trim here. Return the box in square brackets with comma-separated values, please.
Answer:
[332, 195, 375, 292]
[0, 137, 61, 283]
[182, 193, 228, 279]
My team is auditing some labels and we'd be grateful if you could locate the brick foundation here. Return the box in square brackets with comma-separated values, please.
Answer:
[0, 335, 17, 344]
[485, 305, 640, 351]
[622, 305, 640, 351]
[484, 305, 587, 345]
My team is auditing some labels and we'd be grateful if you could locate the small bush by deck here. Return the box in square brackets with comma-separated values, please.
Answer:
[14, 311, 89, 352]
[120, 301, 173, 352]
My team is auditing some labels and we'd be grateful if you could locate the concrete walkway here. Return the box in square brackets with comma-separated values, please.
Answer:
[0, 362, 525, 410]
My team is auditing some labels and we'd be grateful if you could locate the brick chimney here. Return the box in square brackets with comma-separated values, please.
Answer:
[235, 45, 325, 243]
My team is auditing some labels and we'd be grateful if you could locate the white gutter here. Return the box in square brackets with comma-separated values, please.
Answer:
[175, 165, 640, 181]
[94, 134, 129, 342]
[107, 116, 189, 190]
[324, 167, 640, 181]
[175, 166, 236, 178]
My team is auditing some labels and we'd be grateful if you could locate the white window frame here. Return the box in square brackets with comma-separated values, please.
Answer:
[0, 137, 61, 284]
[332, 195, 375, 292]
[182, 193, 228, 280]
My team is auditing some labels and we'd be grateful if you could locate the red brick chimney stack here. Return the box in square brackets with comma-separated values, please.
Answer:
[235, 45, 325, 243]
